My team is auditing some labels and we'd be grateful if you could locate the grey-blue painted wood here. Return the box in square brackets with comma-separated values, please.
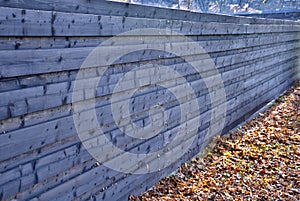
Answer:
[0, 1, 299, 201]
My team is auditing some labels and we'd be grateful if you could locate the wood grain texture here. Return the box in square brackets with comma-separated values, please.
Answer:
[0, 1, 299, 201]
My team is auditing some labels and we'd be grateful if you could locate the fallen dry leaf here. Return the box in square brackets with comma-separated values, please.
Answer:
[130, 81, 300, 201]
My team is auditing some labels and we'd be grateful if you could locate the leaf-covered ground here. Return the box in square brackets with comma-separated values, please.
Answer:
[130, 82, 300, 201]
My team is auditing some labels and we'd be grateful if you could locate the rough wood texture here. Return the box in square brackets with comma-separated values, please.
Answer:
[0, 1, 299, 201]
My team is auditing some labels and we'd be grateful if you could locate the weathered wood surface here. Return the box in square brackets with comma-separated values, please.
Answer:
[0, 1, 299, 201]
[0, 6, 299, 37]
[0, 0, 299, 25]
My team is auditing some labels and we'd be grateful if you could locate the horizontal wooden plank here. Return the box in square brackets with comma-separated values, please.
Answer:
[0, 0, 298, 25]
[1, 31, 299, 51]
[0, 37, 298, 80]
[0, 43, 297, 122]
[0, 3, 298, 200]
[0, 7, 299, 37]
[0, 60, 296, 197]
[0, 44, 297, 136]
[1, 71, 294, 200]
[0, 50, 297, 164]
[0, 5, 298, 201]
[0, 32, 299, 51]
